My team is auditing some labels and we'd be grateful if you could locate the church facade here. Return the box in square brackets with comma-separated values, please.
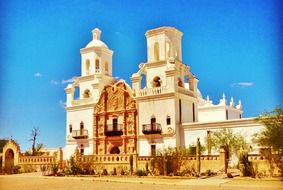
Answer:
[63, 26, 263, 160]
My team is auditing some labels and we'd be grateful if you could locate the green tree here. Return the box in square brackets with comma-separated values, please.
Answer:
[207, 128, 249, 157]
[253, 107, 283, 176]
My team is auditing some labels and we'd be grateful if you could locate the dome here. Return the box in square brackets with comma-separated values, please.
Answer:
[85, 28, 108, 48]
[86, 39, 108, 48]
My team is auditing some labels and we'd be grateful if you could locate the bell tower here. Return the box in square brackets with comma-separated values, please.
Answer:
[64, 28, 115, 159]
[80, 28, 113, 77]
[146, 26, 183, 63]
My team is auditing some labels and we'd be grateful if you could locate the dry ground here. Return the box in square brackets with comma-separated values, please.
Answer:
[0, 173, 282, 190]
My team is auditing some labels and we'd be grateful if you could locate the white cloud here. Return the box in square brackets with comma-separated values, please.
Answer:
[231, 82, 254, 88]
[59, 100, 66, 108]
[50, 80, 59, 85]
[61, 78, 74, 84]
[34, 72, 42, 78]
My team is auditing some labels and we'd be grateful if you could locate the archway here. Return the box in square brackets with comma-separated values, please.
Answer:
[110, 146, 120, 154]
[4, 149, 14, 174]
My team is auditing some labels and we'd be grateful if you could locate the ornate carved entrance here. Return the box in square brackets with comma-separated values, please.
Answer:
[94, 81, 138, 155]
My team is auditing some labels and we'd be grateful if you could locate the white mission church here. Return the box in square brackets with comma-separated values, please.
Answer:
[63, 26, 263, 160]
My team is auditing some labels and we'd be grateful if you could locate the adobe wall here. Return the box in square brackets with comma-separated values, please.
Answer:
[249, 154, 281, 176]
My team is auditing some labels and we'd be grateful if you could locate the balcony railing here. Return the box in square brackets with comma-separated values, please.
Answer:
[139, 86, 167, 97]
[72, 129, 88, 139]
[105, 124, 123, 136]
[142, 123, 162, 135]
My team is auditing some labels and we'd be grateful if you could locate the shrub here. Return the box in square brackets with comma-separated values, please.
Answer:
[102, 169, 108, 176]
[69, 156, 81, 175]
[51, 162, 59, 175]
[136, 169, 148, 176]
[13, 165, 21, 174]
[112, 167, 117, 175]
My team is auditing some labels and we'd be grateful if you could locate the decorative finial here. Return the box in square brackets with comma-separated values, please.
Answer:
[92, 28, 101, 40]
[219, 93, 227, 105]
[230, 97, 235, 107]
[236, 100, 242, 109]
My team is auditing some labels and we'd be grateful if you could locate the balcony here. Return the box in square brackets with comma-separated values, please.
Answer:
[105, 124, 123, 136]
[72, 129, 88, 139]
[142, 123, 162, 135]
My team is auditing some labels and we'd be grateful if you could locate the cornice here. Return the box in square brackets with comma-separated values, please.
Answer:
[165, 69, 178, 76]
[76, 75, 95, 82]
[145, 27, 183, 38]
[66, 138, 94, 144]
[66, 103, 95, 112]
[95, 108, 137, 116]
[145, 60, 167, 68]
[80, 46, 113, 55]
[182, 118, 261, 131]
[138, 132, 175, 140]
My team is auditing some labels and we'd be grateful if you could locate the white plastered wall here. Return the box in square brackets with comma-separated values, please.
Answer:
[184, 124, 265, 154]
[65, 108, 94, 159]
[138, 98, 176, 134]
[198, 108, 226, 122]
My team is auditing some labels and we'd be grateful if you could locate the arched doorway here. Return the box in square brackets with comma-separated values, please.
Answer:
[110, 146, 120, 154]
[4, 149, 14, 174]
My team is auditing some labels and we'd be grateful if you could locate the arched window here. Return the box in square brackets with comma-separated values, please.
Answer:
[166, 116, 171, 125]
[141, 73, 146, 89]
[95, 59, 100, 73]
[69, 124, 72, 133]
[154, 42, 160, 61]
[151, 116, 156, 129]
[105, 61, 109, 74]
[74, 86, 79, 100]
[175, 47, 179, 59]
[85, 59, 90, 75]
[166, 42, 171, 58]
[83, 89, 90, 98]
[152, 76, 161, 87]
[80, 121, 84, 135]
[178, 78, 183, 87]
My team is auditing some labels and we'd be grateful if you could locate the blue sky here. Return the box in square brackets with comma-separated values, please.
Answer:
[0, 0, 282, 151]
